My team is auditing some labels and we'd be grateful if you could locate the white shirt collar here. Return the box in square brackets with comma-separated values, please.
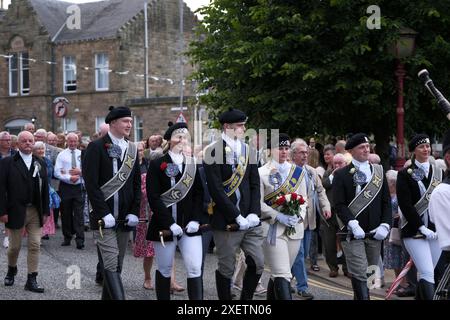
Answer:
[222, 132, 241, 153]
[271, 159, 290, 172]
[19, 151, 33, 169]
[415, 159, 430, 175]
[168, 150, 184, 165]
[352, 158, 370, 169]
[108, 131, 126, 146]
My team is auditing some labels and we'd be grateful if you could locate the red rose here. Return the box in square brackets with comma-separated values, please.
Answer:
[104, 143, 111, 149]
[291, 193, 298, 200]
[275, 195, 286, 206]
[160, 162, 168, 171]
[298, 195, 305, 205]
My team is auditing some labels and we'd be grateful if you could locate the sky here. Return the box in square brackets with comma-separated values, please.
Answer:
[2, 0, 211, 13]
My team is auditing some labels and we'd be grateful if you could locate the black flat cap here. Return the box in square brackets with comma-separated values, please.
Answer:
[164, 121, 188, 141]
[105, 106, 132, 124]
[267, 133, 291, 149]
[442, 129, 450, 155]
[408, 133, 430, 152]
[345, 133, 369, 150]
[218, 108, 247, 124]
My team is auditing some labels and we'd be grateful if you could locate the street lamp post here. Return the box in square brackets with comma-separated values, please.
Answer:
[390, 28, 417, 170]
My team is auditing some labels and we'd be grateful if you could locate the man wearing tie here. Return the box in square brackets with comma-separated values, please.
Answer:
[54, 133, 84, 249]
[0, 131, 49, 293]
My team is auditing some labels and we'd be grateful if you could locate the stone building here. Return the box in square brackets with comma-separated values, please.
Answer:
[0, 0, 200, 141]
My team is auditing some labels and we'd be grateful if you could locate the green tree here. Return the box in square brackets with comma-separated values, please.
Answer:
[188, 0, 450, 166]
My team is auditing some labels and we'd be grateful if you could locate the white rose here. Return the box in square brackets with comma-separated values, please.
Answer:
[285, 194, 291, 202]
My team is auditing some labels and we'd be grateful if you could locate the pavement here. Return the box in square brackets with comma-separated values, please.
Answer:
[305, 254, 413, 300]
[0, 223, 413, 300]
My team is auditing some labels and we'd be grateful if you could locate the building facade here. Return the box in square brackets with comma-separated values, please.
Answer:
[0, 0, 198, 141]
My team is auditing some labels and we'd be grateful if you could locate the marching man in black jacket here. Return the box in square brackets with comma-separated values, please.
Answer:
[83, 106, 141, 300]
[0, 131, 49, 293]
[146, 122, 204, 300]
[203, 108, 264, 300]
[333, 133, 391, 300]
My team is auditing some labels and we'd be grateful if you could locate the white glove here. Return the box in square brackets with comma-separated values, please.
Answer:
[348, 220, 365, 240]
[170, 223, 183, 237]
[276, 213, 294, 227]
[371, 223, 390, 241]
[246, 213, 260, 228]
[288, 215, 300, 226]
[125, 214, 139, 227]
[419, 225, 438, 240]
[102, 214, 116, 228]
[186, 221, 200, 233]
[235, 214, 249, 230]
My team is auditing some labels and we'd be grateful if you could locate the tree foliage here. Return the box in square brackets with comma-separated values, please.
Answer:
[188, 0, 450, 150]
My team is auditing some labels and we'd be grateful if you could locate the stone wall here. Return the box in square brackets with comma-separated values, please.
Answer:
[0, 0, 199, 138]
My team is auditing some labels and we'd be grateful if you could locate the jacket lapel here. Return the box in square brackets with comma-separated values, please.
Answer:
[13, 152, 29, 180]
[101, 135, 115, 174]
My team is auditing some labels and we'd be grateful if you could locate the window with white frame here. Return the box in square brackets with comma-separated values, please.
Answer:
[134, 116, 143, 142]
[8, 52, 30, 96]
[63, 56, 77, 92]
[63, 118, 77, 132]
[95, 117, 106, 133]
[8, 53, 18, 96]
[21, 52, 30, 95]
[95, 53, 109, 91]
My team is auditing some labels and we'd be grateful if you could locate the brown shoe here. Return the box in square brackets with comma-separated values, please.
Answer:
[329, 270, 338, 278]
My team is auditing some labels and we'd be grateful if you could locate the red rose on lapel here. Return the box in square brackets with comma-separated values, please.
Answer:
[160, 162, 168, 171]
[104, 143, 112, 149]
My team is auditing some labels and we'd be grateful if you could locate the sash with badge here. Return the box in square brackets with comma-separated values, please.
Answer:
[263, 165, 304, 209]
[400, 164, 442, 229]
[346, 163, 384, 220]
[264, 164, 304, 245]
[92, 141, 137, 232]
[160, 156, 197, 207]
[207, 143, 249, 214]
[100, 141, 137, 202]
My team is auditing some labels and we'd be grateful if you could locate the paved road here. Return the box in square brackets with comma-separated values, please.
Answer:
[0, 226, 392, 301]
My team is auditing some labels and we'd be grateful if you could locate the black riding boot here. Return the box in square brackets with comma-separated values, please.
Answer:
[274, 277, 292, 300]
[266, 278, 275, 300]
[4, 266, 17, 286]
[351, 277, 369, 300]
[240, 270, 262, 300]
[24, 272, 44, 293]
[155, 270, 171, 300]
[418, 279, 435, 300]
[215, 270, 232, 300]
[187, 276, 203, 300]
[103, 270, 125, 300]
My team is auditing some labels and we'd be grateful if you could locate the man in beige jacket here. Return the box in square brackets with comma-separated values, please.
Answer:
[290, 138, 331, 299]
[259, 133, 307, 300]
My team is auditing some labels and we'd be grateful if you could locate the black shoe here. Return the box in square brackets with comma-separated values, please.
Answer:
[24, 272, 44, 293]
[41, 235, 49, 240]
[61, 240, 71, 246]
[76, 241, 85, 250]
[95, 272, 103, 285]
[4, 266, 17, 286]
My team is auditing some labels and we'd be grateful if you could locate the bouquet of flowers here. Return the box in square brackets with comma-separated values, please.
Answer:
[275, 192, 306, 235]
